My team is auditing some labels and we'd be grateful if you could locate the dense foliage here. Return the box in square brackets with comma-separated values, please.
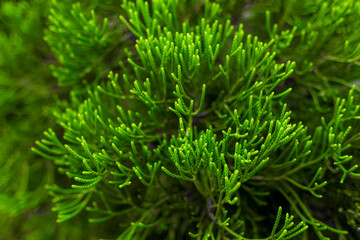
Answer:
[1, 0, 360, 239]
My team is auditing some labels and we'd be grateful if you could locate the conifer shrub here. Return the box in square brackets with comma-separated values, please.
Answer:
[1, 0, 360, 239]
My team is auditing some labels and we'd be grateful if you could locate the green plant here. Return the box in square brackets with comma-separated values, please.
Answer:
[2, 0, 360, 239]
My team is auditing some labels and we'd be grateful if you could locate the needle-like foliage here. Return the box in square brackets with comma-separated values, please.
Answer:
[2, 0, 360, 239]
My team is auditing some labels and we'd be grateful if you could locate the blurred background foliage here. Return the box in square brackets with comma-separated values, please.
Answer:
[0, 0, 122, 239]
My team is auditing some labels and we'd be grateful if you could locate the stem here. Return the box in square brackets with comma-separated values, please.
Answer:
[271, 153, 329, 180]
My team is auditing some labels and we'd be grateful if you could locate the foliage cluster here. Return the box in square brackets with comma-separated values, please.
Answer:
[1, 0, 360, 239]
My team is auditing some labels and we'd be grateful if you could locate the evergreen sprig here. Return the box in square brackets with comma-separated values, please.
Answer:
[2, 0, 360, 239]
